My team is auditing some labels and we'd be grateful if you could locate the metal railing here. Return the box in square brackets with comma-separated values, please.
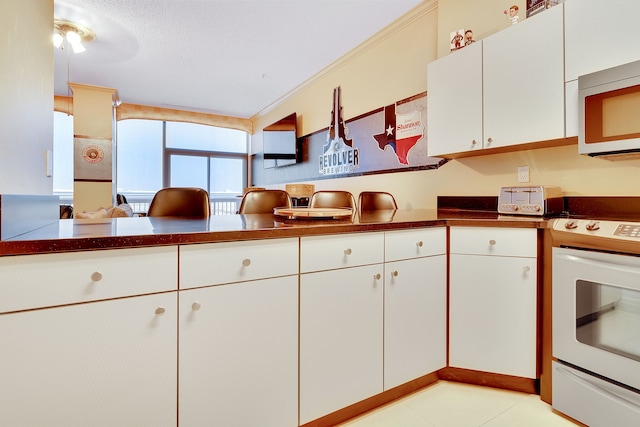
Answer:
[122, 194, 241, 216]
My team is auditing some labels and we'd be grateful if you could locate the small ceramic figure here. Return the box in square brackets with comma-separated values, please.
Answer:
[504, 5, 520, 24]
[450, 30, 464, 51]
[464, 29, 475, 46]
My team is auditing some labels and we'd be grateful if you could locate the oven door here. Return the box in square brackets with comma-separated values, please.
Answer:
[553, 247, 640, 391]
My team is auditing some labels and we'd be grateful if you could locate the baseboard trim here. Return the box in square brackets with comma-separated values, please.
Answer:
[299, 372, 439, 427]
[301, 368, 539, 426]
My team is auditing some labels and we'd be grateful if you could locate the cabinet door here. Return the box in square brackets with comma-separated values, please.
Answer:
[384, 255, 446, 390]
[427, 40, 484, 157]
[483, 5, 565, 147]
[300, 264, 384, 424]
[0, 293, 177, 427]
[179, 276, 298, 427]
[565, 0, 640, 82]
[449, 254, 537, 378]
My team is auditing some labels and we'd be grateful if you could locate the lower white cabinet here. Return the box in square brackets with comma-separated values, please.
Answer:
[449, 227, 537, 378]
[178, 276, 299, 427]
[0, 292, 178, 427]
[384, 255, 447, 389]
[300, 264, 384, 424]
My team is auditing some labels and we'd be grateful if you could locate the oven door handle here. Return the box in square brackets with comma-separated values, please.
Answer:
[555, 364, 640, 411]
[559, 253, 640, 275]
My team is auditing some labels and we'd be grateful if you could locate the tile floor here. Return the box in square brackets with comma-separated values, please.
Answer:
[337, 381, 578, 427]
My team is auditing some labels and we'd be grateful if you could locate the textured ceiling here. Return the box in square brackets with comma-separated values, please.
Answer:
[53, 0, 425, 119]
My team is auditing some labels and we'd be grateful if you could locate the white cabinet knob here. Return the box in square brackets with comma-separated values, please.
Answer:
[472, 139, 478, 145]
[416, 241, 424, 248]
[242, 258, 251, 267]
[373, 273, 381, 280]
[91, 271, 103, 282]
[489, 239, 496, 246]
[192, 302, 201, 311]
[392, 270, 399, 277]
[523, 266, 531, 273]
[155, 307, 166, 316]
[344, 248, 352, 255]
[487, 137, 494, 143]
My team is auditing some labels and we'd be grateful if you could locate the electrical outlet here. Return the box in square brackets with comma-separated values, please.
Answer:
[517, 166, 529, 183]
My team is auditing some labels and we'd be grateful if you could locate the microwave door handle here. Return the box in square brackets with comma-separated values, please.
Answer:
[559, 253, 640, 275]
[555, 365, 640, 412]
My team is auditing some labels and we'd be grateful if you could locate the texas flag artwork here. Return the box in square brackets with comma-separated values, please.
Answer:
[372, 104, 424, 165]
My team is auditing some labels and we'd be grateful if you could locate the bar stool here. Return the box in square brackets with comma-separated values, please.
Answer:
[237, 189, 292, 214]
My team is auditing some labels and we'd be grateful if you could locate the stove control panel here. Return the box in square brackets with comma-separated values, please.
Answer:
[615, 224, 640, 239]
[553, 219, 640, 241]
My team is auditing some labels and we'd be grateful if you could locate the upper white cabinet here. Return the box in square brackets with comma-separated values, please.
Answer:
[564, 0, 640, 136]
[427, 41, 484, 156]
[428, 6, 565, 157]
[564, 0, 640, 83]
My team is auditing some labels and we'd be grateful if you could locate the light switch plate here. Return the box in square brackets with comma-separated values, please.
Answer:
[46, 149, 53, 177]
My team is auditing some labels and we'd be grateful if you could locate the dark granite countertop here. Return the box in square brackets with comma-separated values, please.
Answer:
[5, 194, 636, 257]
[0, 208, 550, 256]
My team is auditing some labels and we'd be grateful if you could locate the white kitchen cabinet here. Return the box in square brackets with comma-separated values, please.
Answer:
[449, 227, 537, 379]
[300, 263, 384, 424]
[179, 275, 298, 427]
[564, 0, 640, 83]
[564, 0, 640, 137]
[0, 245, 178, 313]
[384, 228, 447, 390]
[179, 237, 298, 289]
[299, 232, 384, 273]
[427, 6, 565, 157]
[427, 40, 484, 156]
[0, 292, 178, 427]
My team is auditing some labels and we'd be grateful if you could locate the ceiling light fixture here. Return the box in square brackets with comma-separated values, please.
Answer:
[53, 19, 95, 53]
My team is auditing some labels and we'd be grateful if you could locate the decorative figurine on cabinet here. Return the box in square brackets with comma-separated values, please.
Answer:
[504, 5, 520, 24]
[450, 29, 464, 51]
[464, 30, 475, 46]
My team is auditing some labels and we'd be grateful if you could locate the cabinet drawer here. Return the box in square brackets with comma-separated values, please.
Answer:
[300, 232, 384, 273]
[450, 227, 536, 257]
[0, 246, 178, 313]
[385, 227, 446, 262]
[179, 237, 298, 289]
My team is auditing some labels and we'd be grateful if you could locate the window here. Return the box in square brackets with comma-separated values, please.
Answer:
[118, 120, 248, 213]
[53, 111, 74, 198]
[52, 113, 248, 214]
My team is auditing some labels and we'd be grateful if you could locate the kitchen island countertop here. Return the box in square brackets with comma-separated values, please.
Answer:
[0, 209, 550, 256]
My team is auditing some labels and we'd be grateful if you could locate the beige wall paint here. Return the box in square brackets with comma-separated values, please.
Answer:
[70, 84, 117, 212]
[437, 0, 527, 57]
[251, 0, 640, 210]
[0, 0, 54, 194]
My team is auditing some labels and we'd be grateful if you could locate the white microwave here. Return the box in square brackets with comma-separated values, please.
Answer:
[579, 59, 640, 160]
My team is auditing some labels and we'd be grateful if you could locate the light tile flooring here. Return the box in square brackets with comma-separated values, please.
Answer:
[337, 381, 578, 427]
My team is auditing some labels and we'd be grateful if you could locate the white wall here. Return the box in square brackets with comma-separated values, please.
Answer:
[0, 0, 54, 194]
